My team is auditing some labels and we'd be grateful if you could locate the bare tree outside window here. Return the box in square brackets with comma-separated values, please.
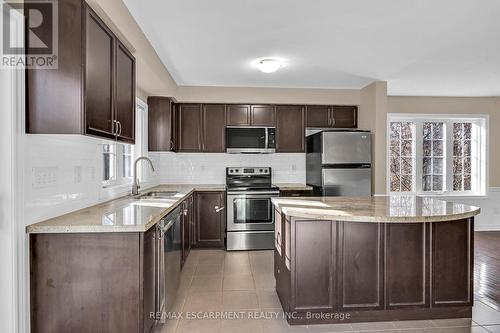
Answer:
[422, 122, 445, 192]
[389, 122, 415, 192]
[453, 123, 473, 191]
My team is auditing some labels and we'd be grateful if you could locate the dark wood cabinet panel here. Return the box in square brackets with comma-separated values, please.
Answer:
[251, 105, 275, 126]
[84, 7, 115, 139]
[178, 104, 202, 152]
[332, 105, 357, 128]
[195, 191, 225, 248]
[432, 219, 473, 306]
[27, 3, 135, 143]
[182, 195, 194, 266]
[115, 42, 135, 143]
[30, 233, 141, 333]
[306, 105, 331, 127]
[226, 104, 250, 126]
[338, 222, 384, 310]
[143, 227, 156, 333]
[386, 223, 429, 308]
[148, 97, 175, 151]
[276, 105, 305, 152]
[202, 104, 226, 152]
[293, 220, 334, 310]
[26, 0, 83, 134]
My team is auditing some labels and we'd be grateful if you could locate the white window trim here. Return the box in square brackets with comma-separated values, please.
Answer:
[387, 113, 488, 197]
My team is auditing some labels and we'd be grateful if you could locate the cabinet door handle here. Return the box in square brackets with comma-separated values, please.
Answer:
[117, 121, 122, 136]
[170, 140, 174, 151]
[113, 120, 118, 135]
[214, 205, 225, 213]
[331, 117, 336, 127]
[183, 209, 188, 216]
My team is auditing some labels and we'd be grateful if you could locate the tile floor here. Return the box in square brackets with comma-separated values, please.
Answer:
[155, 249, 500, 333]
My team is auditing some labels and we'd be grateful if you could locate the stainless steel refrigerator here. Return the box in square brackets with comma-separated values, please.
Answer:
[306, 130, 372, 196]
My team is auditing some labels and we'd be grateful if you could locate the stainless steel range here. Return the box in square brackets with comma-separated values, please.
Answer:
[226, 167, 279, 251]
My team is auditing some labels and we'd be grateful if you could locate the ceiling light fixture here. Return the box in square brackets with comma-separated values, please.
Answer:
[255, 58, 282, 73]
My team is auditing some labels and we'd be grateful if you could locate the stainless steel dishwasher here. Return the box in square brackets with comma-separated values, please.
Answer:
[156, 206, 182, 322]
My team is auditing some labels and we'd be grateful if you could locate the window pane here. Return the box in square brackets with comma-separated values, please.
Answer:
[433, 158, 443, 174]
[433, 175, 443, 191]
[453, 122, 474, 192]
[433, 123, 444, 139]
[422, 122, 445, 192]
[423, 175, 431, 191]
[122, 144, 133, 178]
[389, 122, 415, 192]
[103, 144, 115, 182]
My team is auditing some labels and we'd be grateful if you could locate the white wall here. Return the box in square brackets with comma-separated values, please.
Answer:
[156, 152, 305, 184]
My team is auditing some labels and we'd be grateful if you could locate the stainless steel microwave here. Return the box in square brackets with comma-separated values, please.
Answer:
[226, 127, 276, 153]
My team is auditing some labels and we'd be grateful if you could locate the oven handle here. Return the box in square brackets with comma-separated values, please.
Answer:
[227, 191, 280, 196]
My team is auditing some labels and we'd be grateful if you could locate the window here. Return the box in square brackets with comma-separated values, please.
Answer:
[123, 144, 133, 178]
[389, 122, 415, 192]
[388, 115, 487, 196]
[102, 143, 134, 187]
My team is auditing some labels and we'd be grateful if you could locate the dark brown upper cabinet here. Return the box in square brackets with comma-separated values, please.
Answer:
[226, 104, 250, 126]
[276, 105, 305, 152]
[331, 105, 358, 128]
[306, 105, 357, 128]
[202, 104, 226, 152]
[85, 8, 115, 139]
[26, 1, 135, 143]
[251, 105, 276, 126]
[306, 105, 331, 127]
[148, 97, 176, 151]
[177, 104, 202, 152]
[113, 42, 135, 143]
[227, 104, 275, 126]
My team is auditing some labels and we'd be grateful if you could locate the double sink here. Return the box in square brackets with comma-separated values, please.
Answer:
[136, 191, 183, 200]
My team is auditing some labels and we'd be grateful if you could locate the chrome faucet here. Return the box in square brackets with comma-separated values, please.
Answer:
[132, 156, 155, 195]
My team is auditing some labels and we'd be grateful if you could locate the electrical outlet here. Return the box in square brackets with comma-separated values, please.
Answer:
[74, 166, 82, 183]
[291, 164, 297, 171]
[494, 207, 499, 215]
[32, 167, 58, 189]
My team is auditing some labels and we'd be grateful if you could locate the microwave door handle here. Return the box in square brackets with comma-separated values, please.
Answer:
[265, 127, 268, 149]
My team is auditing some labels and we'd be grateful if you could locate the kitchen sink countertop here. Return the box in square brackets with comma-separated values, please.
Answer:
[26, 184, 225, 234]
[272, 195, 480, 223]
[274, 183, 313, 191]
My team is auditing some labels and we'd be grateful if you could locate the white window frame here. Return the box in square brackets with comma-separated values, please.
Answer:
[387, 114, 488, 197]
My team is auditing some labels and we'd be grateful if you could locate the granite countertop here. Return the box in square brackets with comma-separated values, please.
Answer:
[272, 195, 480, 223]
[26, 184, 225, 234]
[274, 183, 313, 191]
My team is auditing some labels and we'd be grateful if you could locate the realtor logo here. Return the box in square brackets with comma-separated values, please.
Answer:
[1, 0, 58, 69]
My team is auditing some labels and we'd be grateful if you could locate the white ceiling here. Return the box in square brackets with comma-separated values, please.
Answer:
[123, 0, 500, 96]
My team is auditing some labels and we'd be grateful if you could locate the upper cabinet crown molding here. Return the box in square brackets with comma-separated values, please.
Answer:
[26, 0, 136, 144]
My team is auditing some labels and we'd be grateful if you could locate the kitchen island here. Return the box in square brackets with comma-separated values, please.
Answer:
[271, 196, 480, 325]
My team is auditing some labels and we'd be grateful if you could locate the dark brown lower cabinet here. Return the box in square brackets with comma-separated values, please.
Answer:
[194, 191, 225, 248]
[30, 232, 144, 333]
[275, 217, 474, 325]
[181, 194, 194, 266]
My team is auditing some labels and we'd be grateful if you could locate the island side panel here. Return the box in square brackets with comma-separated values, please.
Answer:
[385, 223, 430, 308]
[431, 218, 474, 307]
[30, 232, 141, 333]
[338, 222, 385, 311]
[291, 220, 335, 311]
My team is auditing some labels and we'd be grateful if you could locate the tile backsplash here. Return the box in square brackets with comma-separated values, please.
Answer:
[156, 152, 306, 184]
[23, 135, 160, 225]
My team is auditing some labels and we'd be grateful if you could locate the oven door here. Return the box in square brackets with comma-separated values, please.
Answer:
[226, 191, 279, 231]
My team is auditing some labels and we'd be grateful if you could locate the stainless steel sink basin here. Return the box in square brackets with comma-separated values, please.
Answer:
[137, 191, 180, 200]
